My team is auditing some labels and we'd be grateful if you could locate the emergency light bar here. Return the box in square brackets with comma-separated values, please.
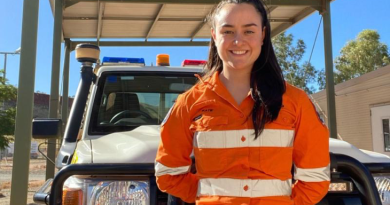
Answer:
[182, 59, 207, 67]
[157, 54, 170, 66]
[102, 57, 145, 66]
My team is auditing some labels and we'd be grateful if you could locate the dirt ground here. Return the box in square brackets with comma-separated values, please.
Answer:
[0, 157, 46, 205]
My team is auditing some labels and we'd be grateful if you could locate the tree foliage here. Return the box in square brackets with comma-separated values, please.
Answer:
[0, 69, 17, 149]
[272, 32, 319, 94]
[334, 30, 390, 84]
[317, 69, 326, 91]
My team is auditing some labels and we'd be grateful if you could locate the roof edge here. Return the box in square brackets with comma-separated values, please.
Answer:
[312, 64, 390, 98]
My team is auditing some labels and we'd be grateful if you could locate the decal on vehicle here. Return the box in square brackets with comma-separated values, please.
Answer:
[71, 151, 78, 164]
[108, 76, 117, 83]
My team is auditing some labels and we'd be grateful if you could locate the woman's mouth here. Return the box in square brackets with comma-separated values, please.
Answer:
[230, 50, 248, 55]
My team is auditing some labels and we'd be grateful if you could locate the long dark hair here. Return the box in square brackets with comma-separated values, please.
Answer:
[204, 0, 286, 139]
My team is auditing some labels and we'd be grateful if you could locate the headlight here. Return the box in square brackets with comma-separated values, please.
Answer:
[63, 176, 149, 205]
[374, 175, 390, 205]
[90, 181, 149, 205]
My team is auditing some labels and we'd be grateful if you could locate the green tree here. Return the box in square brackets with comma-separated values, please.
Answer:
[334, 29, 390, 84]
[272, 32, 319, 94]
[317, 69, 326, 91]
[0, 70, 17, 149]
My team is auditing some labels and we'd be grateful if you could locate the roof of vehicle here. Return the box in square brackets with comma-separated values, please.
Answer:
[49, 0, 330, 41]
[96, 65, 203, 76]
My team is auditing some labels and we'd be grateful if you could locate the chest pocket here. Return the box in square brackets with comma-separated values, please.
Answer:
[192, 115, 229, 175]
[273, 108, 296, 128]
[190, 115, 229, 131]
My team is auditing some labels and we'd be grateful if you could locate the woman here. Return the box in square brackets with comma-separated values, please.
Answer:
[155, 0, 330, 204]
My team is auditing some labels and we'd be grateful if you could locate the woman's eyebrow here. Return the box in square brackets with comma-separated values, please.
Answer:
[243, 23, 258, 27]
[220, 23, 234, 28]
[220, 23, 258, 28]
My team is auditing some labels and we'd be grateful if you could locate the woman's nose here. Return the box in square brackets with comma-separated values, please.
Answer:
[233, 34, 243, 46]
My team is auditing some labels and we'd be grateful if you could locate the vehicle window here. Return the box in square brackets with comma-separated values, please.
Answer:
[89, 72, 197, 135]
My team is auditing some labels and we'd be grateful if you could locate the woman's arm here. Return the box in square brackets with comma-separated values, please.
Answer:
[155, 94, 199, 203]
[291, 91, 330, 205]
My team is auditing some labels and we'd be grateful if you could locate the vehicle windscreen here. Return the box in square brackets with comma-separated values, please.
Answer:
[89, 71, 198, 135]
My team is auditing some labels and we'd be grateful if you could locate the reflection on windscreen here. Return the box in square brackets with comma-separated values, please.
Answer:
[89, 72, 197, 134]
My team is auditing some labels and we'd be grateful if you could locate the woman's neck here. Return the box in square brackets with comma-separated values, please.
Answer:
[220, 68, 251, 88]
[219, 69, 251, 105]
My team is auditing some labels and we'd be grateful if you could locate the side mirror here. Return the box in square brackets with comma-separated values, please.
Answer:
[32, 118, 62, 139]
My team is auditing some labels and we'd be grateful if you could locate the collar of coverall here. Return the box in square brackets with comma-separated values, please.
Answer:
[195, 72, 252, 108]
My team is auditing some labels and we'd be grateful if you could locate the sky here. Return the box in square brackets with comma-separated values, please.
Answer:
[0, 0, 390, 96]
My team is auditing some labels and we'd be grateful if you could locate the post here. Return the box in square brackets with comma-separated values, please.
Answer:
[61, 39, 70, 133]
[47, 0, 63, 179]
[322, 0, 338, 139]
[10, 0, 39, 204]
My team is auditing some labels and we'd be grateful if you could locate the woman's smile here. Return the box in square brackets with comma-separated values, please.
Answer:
[230, 50, 248, 55]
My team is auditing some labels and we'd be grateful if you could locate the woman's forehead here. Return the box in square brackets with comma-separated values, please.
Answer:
[214, 3, 262, 27]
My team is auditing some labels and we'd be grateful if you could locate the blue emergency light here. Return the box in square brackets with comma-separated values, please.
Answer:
[102, 57, 145, 65]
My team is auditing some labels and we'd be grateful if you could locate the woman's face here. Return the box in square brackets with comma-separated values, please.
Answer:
[212, 3, 265, 73]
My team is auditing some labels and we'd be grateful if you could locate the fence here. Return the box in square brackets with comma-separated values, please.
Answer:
[0, 142, 59, 205]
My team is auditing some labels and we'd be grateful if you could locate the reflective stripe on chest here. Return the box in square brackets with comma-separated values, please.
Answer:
[193, 129, 294, 148]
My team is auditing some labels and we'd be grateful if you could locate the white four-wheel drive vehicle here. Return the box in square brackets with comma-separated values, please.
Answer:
[32, 44, 390, 205]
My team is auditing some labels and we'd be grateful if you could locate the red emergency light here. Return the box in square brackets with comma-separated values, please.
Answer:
[181, 59, 207, 67]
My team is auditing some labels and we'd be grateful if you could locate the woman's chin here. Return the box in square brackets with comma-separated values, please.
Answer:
[225, 63, 253, 72]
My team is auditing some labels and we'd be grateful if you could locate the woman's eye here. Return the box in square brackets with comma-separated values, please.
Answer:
[245, 30, 255, 34]
[223, 30, 233, 34]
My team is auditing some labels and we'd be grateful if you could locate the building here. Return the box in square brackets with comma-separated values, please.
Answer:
[0, 93, 74, 158]
[3, 92, 73, 118]
[312, 65, 390, 155]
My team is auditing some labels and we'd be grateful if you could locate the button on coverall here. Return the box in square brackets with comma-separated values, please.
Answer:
[155, 72, 330, 205]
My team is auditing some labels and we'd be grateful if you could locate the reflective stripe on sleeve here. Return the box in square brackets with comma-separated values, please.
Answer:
[197, 178, 292, 198]
[294, 164, 330, 182]
[194, 129, 294, 148]
[154, 161, 191, 177]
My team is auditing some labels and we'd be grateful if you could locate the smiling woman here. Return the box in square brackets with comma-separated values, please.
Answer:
[155, 1, 330, 205]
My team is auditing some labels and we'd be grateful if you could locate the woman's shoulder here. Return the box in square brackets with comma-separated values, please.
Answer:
[283, 82, 312, 106]
[175, 81, 209, 107]
[284, 82, 306, 97]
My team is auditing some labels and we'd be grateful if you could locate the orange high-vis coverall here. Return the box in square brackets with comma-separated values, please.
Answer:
[155, 72, 330, 205]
